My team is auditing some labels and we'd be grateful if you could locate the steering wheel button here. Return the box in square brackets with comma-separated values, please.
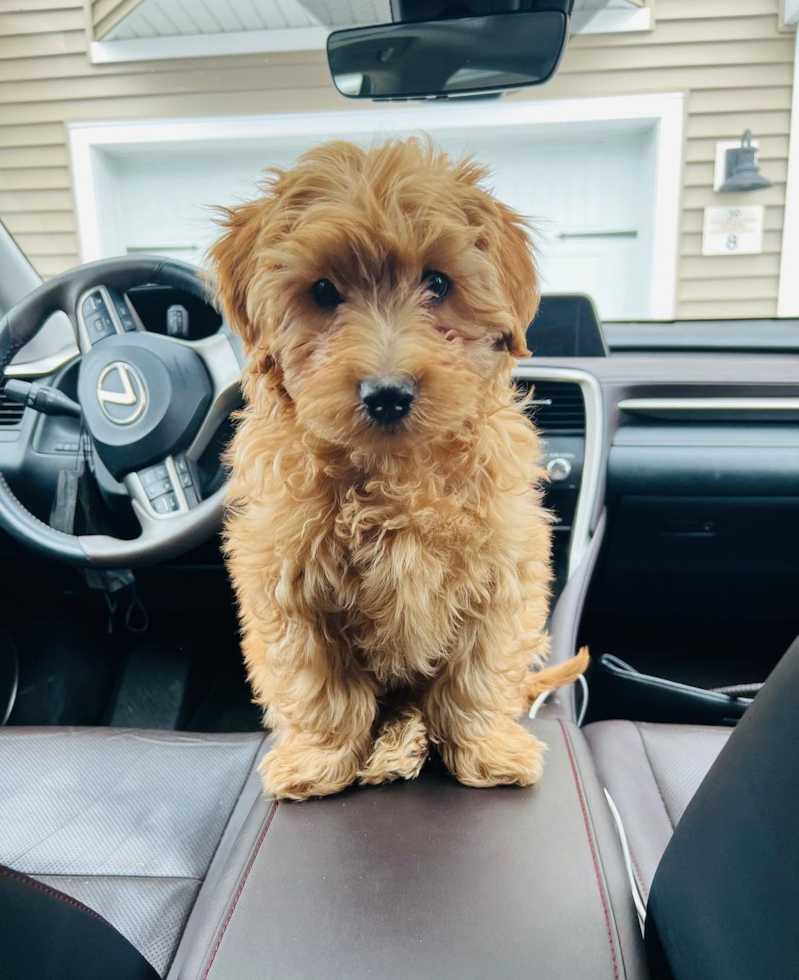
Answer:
[175, 455, 190, 474]
[179, 471, 193, 489]
[139, 464, 168, 486]
[145, 479, 174, 500]
[152, 492, 179, 515]
[86, 313, 115, 341]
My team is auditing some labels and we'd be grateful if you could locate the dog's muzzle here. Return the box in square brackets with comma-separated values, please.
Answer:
[359, 376, 417, 427]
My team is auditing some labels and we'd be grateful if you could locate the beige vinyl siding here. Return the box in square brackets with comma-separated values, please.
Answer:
[565, 1, 795, 319]
[0, 0, 795, 320]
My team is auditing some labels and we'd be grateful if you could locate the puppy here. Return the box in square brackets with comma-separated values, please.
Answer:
[210, 138, 588, 801]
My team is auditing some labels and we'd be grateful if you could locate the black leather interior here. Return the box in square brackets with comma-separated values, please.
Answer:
[645, 637, 799, 980]
[0, 864, 159, 980]
[0, 727, 266, 977]
[5, 652, 793, 980]
[173, 719, 647, 980]
[583, 719, 731, 899]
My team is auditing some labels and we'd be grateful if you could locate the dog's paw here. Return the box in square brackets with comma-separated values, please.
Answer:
[444, 720, 546, 788]
[358, 708, 429, 785]
[260, 740, 360, 801]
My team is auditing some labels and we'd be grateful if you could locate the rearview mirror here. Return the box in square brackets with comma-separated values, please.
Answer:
[327, 9, 569, 101]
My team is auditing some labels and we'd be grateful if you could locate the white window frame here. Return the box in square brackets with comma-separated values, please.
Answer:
[68, 92, 684, 319]
[778, 25, 799, 317]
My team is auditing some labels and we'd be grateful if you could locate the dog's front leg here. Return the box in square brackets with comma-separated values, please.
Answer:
[423, 632, 546, 789]
[258, 624, 378, 801]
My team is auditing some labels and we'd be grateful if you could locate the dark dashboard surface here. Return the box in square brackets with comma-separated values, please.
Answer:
[2, 287, 798, 626]
[519, 350, 799, 624]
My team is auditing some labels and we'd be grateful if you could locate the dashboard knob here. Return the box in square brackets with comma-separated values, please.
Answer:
[546, 457, 572, 482]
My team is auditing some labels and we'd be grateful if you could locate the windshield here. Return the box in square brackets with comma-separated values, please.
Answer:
[1, 1, 795, 325]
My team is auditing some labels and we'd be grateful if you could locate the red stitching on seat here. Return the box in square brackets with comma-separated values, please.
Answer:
[202, 800, 280, 980]
[0, 865, 107, 924]
[557, 720, 621, 980]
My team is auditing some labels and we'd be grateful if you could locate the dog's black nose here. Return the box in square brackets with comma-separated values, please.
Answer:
[359, 377, 417, 426]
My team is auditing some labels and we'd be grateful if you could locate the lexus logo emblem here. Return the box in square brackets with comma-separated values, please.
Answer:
[96, 361, 146, 425]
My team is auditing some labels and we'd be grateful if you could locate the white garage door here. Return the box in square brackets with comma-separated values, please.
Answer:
[97, 118, 657, 321]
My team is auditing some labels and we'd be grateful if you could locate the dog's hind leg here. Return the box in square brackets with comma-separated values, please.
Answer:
[358, 705, 429, 785]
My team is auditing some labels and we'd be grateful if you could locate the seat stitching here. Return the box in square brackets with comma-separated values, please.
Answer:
[201, 800, 279, 980]
[557, 720, 621, 980]
[0, 865, 107, 924]
[632, 722, 674, 830]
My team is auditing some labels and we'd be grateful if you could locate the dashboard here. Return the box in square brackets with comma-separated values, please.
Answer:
[1, 284, 798, 634]
[526, 351, 799, 635]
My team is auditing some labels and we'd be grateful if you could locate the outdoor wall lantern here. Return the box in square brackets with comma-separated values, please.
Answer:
[717, 131, 772, 193]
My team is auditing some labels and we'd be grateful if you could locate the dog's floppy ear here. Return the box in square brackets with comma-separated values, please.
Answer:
[457, 161, 539, 358]
[486, 199, 538, 358]
[208, 197, 270, 352]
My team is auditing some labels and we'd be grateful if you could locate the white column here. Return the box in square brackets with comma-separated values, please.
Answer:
[777, 24, 799, 317]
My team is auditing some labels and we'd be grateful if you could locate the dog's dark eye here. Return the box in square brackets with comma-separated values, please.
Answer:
[422, 269, 450, 303]
[311, 278, 344, 309]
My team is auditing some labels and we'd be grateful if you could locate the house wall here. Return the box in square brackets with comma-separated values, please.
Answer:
[0, 0, 794, 319]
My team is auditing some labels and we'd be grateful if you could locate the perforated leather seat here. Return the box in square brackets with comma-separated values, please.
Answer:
[0, 719, 650, 980]
[0, 727, 267, 978]
[583, 720, 733, 900]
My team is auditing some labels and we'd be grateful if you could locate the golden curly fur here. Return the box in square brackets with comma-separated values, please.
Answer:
[210, 137, 588, 801]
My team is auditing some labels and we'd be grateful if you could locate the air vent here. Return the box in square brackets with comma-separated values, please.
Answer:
[0, 381, 25, 428]
[518, 380, 585, 434]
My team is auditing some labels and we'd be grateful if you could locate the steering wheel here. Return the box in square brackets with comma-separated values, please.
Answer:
[0, 256, 243, 568]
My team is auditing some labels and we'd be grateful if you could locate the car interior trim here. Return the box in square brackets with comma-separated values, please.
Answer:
[173, 331, 244, 464]
[514, 365, 604, 580]
[5, 348, 80, 379]
[544, 509, 606, 722]
[619, 396, 799, 413]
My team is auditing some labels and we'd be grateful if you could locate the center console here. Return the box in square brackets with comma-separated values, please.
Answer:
[167, 720, 646, 980]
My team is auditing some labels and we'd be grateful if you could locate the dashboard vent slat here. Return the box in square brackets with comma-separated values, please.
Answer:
[0, 381, 25, 428]
[517, 380, 585, 434]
